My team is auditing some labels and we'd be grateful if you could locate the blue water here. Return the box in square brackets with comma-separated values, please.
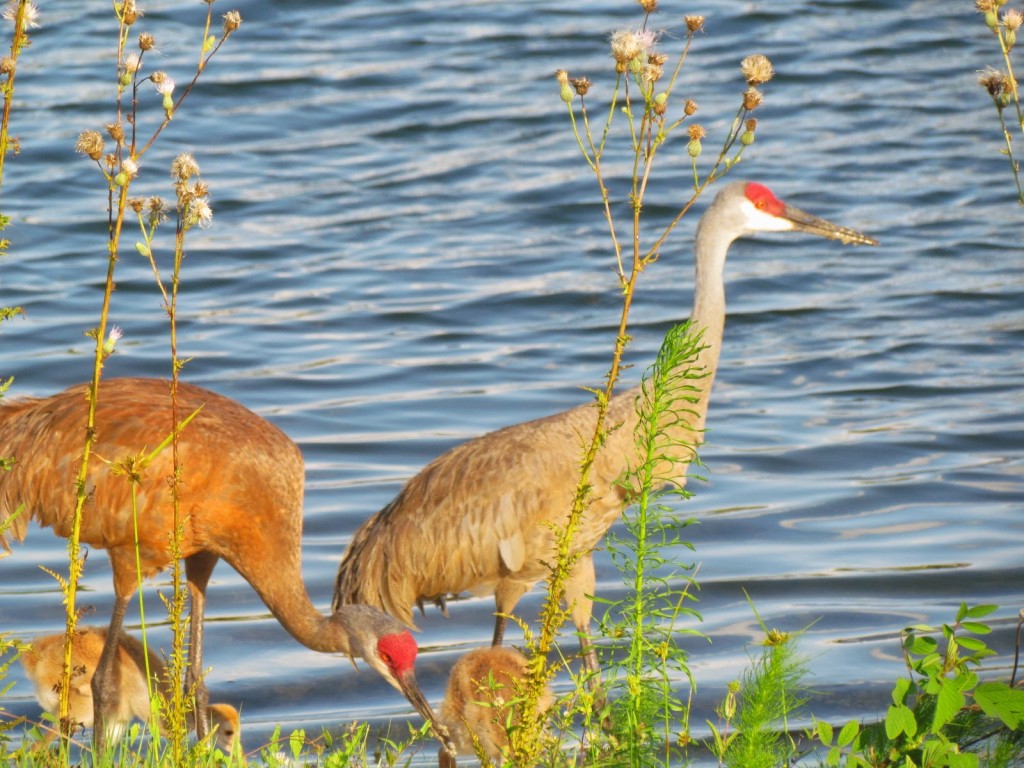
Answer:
[1, 0, 1022, 762]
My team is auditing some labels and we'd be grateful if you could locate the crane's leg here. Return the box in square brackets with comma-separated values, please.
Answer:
[91, 593, 130, 754]
[492, 580, 530, 647]
[184, 551, 218, 740]
[564, 556, 599, 677]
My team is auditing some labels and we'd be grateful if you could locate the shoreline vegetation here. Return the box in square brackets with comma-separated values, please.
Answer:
[1, 1, 1022, 766]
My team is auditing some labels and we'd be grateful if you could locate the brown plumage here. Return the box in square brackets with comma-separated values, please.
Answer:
[438, 646, 553, 767]
[0, 377, 452, 754]
[333, 182, 878, 669]
[21, 627, 241, 752]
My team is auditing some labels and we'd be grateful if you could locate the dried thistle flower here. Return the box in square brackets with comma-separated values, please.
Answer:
[685, 15, 704, 33]
[743, 86, 764, 111]
[152, 72, 173, 91]
[610, 28, 656, 68]
[104, 153, 118, 170]
[222, 10, 241, 33]
[740, 54, 774, 86]
[105, 122, 125, 143]
[171, 152, 200, 181]
[745, 118, 758, 132]
[75, 130, 106, 161]
[128, 198, 145, 214]
[978, 67, 1012, 107]
[121, 157, 139, 179]
[121, 0, 141, 25]
[147, 197, 168, 226]
[138, 31, 155, 51]
[1006, 8, 1024, 29]
[2, 2, 40, 31]
[687, 124, 705, 158]
[975, 0, 999, 11]
[636, 0, 657, 12]
[122, 53, 141, 74]
[570, 76, 591, 97]
[644, 61, 664, 84]
[684, 98, 698, 115]
[0, 57, 14, 74]
[187, 198, 213, 229]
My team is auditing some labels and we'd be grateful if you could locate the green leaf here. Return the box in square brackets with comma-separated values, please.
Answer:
[959, 621, 991, 635]
[956, 602, 969, 622]
[837, 719, 860, 747]
[962, 604, 998, 620]
[905, 634, 938, 655]
[289, 728, 306, 760]
[892, 676, 913, 705]
[817, 718, 834, 745]
[975, 681, 1024, 729]
[826, 745, 841, 767]
[947, 752, 980, 768]
[932, 680, 966, 731]
[956, 636, 988, 652]
[886, 703, 917, 739]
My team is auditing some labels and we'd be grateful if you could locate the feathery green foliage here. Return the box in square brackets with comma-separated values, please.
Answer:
[594, 321, 707, 767]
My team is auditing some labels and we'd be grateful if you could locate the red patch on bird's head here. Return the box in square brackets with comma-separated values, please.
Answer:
[744, 182, 785, 217]
[377, 631, 418, 675]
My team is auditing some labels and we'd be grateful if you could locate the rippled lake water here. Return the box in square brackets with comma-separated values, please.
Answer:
[1, 0, 1022, 762]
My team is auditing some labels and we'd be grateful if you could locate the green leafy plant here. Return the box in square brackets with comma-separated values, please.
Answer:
[708, 620, 808, 768]
[589, 321, 707, 768]
[812, 604, 1024, 768]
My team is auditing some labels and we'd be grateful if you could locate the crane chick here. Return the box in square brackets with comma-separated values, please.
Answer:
[439, 647, 553, 767]
[20, 627, 241, 752]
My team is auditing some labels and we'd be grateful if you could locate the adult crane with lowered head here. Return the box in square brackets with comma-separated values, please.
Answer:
[0, 379, 453, 754]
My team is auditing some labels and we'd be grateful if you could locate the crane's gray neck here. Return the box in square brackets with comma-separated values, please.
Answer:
[687, 216, 735, 430]
[229, 554, 356, 657]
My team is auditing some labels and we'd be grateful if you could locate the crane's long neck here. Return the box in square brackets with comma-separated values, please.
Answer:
[599, 220, 733, 489]
[227, 548, 354, 656]
[686, 218, 732, 434]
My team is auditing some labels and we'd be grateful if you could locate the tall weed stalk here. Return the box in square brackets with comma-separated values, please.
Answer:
[976, 1, 1024, 206]
[55, 0, 241, 751]
[513, 4, 774, 763]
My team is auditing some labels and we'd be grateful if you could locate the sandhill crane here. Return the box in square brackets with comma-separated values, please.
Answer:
[438, 646, 554, 767]
[0, 378, 453, 754]
[21, 627, 241, 752]
[334, 181, 878, 671]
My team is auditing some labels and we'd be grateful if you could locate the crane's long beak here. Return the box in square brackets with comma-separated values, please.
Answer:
[397, 668, 456, 757]
[783, 203, 878, 246]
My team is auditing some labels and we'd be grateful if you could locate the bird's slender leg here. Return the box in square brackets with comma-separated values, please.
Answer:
[438, 746, 458, 768]
[491, 614, 507, 648]
[184, 551, 218, 739]
[91, 593, 130, 754]
[492, 580, 530, 648]
[565, 557, 599, 678]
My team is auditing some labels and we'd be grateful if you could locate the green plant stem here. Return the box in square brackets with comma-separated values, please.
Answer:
[0, 0, 30, 191]
[60, 181, 129, 725]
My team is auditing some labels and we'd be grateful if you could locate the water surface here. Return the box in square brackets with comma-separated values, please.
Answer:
[1, 0, 1021, 762]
